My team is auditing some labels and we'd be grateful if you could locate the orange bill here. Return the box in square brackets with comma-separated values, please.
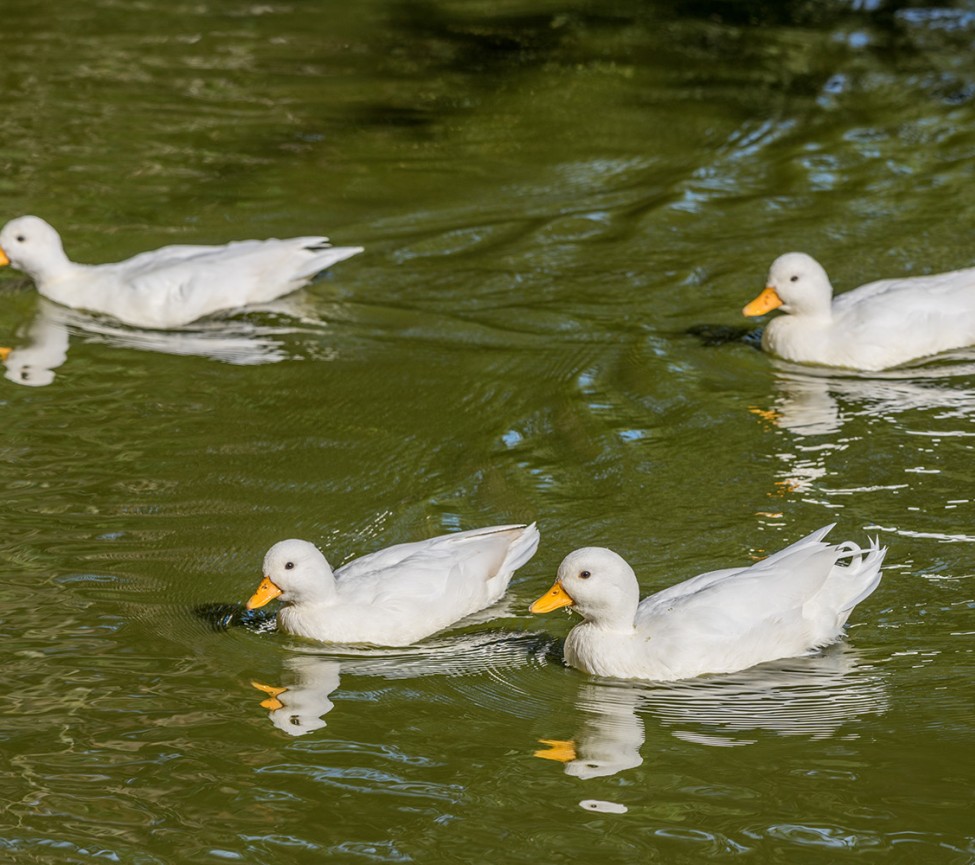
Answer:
[246, 575, 283, 610]
[251, 680, 287, 711]
[743, 285, 783, 317]
[0, 247, 8, 267]
[0, 347, 10, 362]
[529, 581, 574, 613]
[534, 738, 577, 763]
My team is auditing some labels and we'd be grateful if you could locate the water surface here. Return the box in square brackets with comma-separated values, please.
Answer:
[1, 1, 974, 862]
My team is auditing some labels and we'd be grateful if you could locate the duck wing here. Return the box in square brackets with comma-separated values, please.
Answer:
[642, 524, 835, 609]
[334, 523, 539, 608]
[828, 269, 975, 368]
[633, 527, 884, 675]
[98, 237, 363, 328]
[835, 265, 975, 313]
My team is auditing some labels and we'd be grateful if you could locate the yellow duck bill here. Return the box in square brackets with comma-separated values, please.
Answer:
[743, 285, 783, 317]
[529, 581, 574, 613]
[246, 575, 283, 610]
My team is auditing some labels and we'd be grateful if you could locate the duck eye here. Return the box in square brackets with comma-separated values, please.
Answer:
[580, 570, 591, 579]
[15, 235, 25, 243]
[790, 275, 799, 282]
[285, 561, 295, 570]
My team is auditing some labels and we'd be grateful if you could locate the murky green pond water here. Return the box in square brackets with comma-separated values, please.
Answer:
[2, 0, 974, 862]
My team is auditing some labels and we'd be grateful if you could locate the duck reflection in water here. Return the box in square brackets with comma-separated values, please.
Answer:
[0, 306, 69, 386]
[251, 656, 342, 736]
[752, 361, 975, 438]
[246, 630, 549, 736]
[0, 296, 334, 387]
[748, 362, 975, 497]
[536, 644, 888, 780]
[536, 682, 645, 779]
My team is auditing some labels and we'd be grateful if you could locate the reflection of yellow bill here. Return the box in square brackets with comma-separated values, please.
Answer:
[246, 575, 282, 610]
[0, 347, 10, 362]
[529, 581, 574, 614]
[743, 285, 783, 317]
[748, 406, 781, 424]
[251, 680, 287, 711]
[533, 738, 577, 763]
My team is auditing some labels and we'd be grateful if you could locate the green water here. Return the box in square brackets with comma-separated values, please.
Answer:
[2, 0, 974, 862]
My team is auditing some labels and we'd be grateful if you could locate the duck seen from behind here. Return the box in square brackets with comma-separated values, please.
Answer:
[530, 525, 885, 682]
[743, 251, 975, 370]
[0, 215, 363, 329]
[246, 523, 540, 646]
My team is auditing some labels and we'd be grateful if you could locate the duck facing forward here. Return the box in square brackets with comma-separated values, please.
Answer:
[530, 525, 885, 682]
[246, 523, 540, 646]
[743, 252, 975, 370]
[0, 215, 363, 329]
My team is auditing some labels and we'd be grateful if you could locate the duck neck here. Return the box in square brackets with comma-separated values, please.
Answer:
[578, 601, 638, 635]
[789, 280, 835, 321]
[288, 579, 338, 608]
[23, 242, 77, 292]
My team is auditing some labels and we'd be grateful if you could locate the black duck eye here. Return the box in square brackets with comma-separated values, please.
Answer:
[15, 235, 25, 243]
[790, 275, 799, 282]
[285, 561, 295, 570]
[580, 570, 591, 579]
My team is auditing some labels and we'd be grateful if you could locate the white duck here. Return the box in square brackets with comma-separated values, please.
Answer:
[530, 525, 885, 682]
[0, 215, 363, 329]
[743, 251, 975, 370]
[246, 523, 540, 646]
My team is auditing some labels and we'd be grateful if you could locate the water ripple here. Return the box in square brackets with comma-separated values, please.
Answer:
[244, 631, 556, 736]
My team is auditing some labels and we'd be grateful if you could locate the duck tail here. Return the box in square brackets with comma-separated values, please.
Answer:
[499, 522, 541, 574]
[833, 536, 887, 614]
[760, 522, 836, 566]
[300, 241, 364, 278]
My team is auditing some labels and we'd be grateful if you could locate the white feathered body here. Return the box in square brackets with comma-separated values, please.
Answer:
[762, 263, 975, 371]
[0, 215, 362, 329]
[563, 526, 885, 681]
[277, 524, 540, 646]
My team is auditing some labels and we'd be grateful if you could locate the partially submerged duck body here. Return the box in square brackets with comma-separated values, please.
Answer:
[0, 215, 363, 328]
[744, 252, 975, 371]
[247, 523, 540, 646]
[531, 525, 885, 682]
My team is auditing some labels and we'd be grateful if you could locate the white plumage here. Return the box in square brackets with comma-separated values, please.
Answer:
[743, 251, 975, 370]
[0, 215, 362, 329]
[246, 523, 540, 646]
[531, 525, 885, 682]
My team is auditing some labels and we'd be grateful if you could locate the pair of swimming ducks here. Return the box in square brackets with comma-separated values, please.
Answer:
[6, 213, 974, 681]
[249, 524, 885, 683]
[4, 213, 975, 370]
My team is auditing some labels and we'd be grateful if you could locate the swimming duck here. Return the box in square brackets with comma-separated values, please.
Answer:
[530, 525, 885, 682]
[246, 523, 540, 646]
[0, 215, 363, 329]
[743, 252, 975, 370]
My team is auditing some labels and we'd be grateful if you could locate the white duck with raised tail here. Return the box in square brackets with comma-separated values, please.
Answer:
[531, 525, 885, 682]
[247, 523, 539, 646]
[743, 251, 975, 370]
[0, 215, 363, 329]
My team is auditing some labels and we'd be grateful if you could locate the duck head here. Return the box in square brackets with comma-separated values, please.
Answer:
[744, 252, 834, 319]
[0, 216, 71, 283]
[530, 547, 641, 631]
[247, 539, 338, 610]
